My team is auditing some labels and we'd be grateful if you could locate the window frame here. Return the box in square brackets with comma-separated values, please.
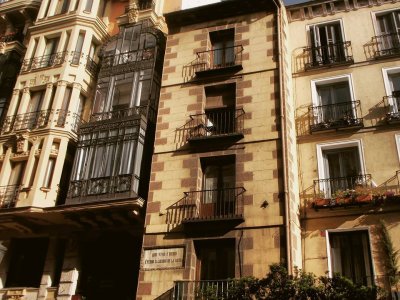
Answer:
[306, 18, 346, 48]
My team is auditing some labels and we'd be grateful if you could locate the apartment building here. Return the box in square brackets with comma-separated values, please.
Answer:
[136, 0, 301, 298]
[0, 0, 166, 299]
[287, 0, 400, 292]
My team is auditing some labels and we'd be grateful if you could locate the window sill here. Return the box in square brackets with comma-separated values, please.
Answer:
[40, 187, 51, 192]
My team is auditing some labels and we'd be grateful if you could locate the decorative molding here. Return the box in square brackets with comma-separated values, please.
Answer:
[127, 0, 139, 23]
[16, 134, 29, 153]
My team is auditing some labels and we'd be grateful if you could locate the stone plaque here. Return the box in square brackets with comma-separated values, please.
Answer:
[143, 247, 185, 270]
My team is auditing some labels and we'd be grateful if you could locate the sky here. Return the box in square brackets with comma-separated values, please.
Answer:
[181, 0, 309, 9]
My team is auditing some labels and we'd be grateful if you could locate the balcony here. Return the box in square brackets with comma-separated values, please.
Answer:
[187, 108, 245, 143]
[0, 31, 23, 43]
[1, 109, 85, 134]
[384, 95, 400, 124]
[100, 48, 156, 74]
[372, 33, 400, 59]
[193, 45, 243, 76]
[89, 106, 149, 123]
[67, 174, 137, 204]
[303, 41, 353, 71]
[309, 100, 363, 133]
[313, 174, 373, 209]
[166, 187, 245, 230]
[0, 185, 20, 209]
[173, 280, 235, 300]
[21, 51, 67, 73]
[85, 56, 99, 77]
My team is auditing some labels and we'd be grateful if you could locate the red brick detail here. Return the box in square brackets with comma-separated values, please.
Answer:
[166, 47, 172, 54]
[237, 96, 252, 104]
[158, 101, 164, 109]
[152, 162, 165, 172]
[168, 39, 179, 46]
[271, 125, 277, 132]
[155, 138, 167, 146]
[194, 33, 207, 41]
[181, 178, 197, 188]
[244, 195, 253, 205]
[244, 112, 252, 120]
[193, 47, 206, 55]
[237, 25, 250, 33]
[147, 201, 161, 213]
[150, 173, 155, 181]
[145, 214, 151, 225]
[144, 235, 157, 247]
[240, 39, 250, 47]
[242, 237, 253, 250]
[147, 191, 154, 202]
[238, 80, 252, 89]
[242, 52, 250, 61]
[160, 92, 171, 101]
[243, 128, 252, 135]
[201, 40, 208, 47]
[164, 66, 176, 74]
[158, 107, 170, 115]
[137, 282, 152, 296]
[242, 264, 253, 276]
[183, 159, 197, 168]
[239, 172, 253, 182]
[189, 88, 203, 96]
[237, 153, 253, 163]
[150, 181, 162, 190]
[187, 103, 202, 112]
[183, 268, 191, 280]
[165, 52, 178, 59]
[162, 74, 168, 81]
[157, 123, 169, 130]
[273, 169, 279, 179]
[138, 271, 145, 282]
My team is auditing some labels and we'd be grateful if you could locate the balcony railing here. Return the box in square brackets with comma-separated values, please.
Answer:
[173, 280, 235, 300]
[1, 109, 84, 134]
[101, 48, 156, 69]
[167, 187, 245, 225]
[309, 100, 363, 133]
[0, 185, 20, 209]
[383, 95, 400, 123]
[67, 174, 136, 203]
[21, 51, 67, 72]
[303, 41, 353, 70]
[0, 31, 23, 43]
[187, 108, 245, 141]
[194, 45, 244, 74]
[313, 174, 372, 208]
[372, 33, 400, 58]
[89, 106, 149, 122]
[85, 56, 99, 77]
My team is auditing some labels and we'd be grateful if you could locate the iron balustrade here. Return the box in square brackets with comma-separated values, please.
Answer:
[194, 45, 243, 72]
[89, 106, 149, 122]
[1, 109, 52, 133]
[187, 108, 245, 140]
[0, 185, 20, 209]
[309, 100, 363, 132]
[21, 51, 67, 72]
[85, 56, 99, 77]
[102, 48, 156, 68]
[372, 33, 400, 58]
[173, 280, 236, 300]
[303, 41, 353, 70]
[68, 174, 135, 201]
[71, 112, 86, 133]
[313, 174, 372, 204]
[167, 187, 245, 224]
[383, 95, 400, 123]
[70, 51, 83, 65]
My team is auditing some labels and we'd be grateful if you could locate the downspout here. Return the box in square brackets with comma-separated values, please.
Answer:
[270, 0, 293, 274]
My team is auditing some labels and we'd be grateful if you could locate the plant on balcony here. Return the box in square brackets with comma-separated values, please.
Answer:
[332, 189, 353, 205]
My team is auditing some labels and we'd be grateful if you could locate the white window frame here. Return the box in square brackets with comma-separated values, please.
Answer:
[382, 66, 400, 96]
[371, 8, 400, 36]
[316, 139, 367, 181]
[306, 19, 346, 47]
[325, 227, 375, 282]
[311, 73, 356, 107]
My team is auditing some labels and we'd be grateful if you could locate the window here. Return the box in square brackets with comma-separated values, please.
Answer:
[376, 10, 400, 54]
[383, 67, 400, 119]
[8, 161, 26, 186]
[84, 0, 93, 12]
[317, 140, 366, 197]
[43, 157, 56, 188]
[308, 21, 349, 67]
[328, 230, 373, 285]
[200, 156, 235, 217]
[210, 29, 235, 68]
[5, 238, 49, 288]
[40, 37, 60, 68]
[195, 239, 235, 280]
[55, 0, 70, 15]
[71, 31, 85, 65]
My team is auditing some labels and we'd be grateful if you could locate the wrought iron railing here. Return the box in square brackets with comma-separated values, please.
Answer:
[194, 45, 243, 73]
[303, 41, 353, 70]
[70, 51, 83, 65]
[0, 32, 23, 43]
[173, 280, 235, 300]
[101, 48, 156, 68]
[187, 108, 245, 140]
[372, 33, 400, 58]
[1, 109, 84, 134]
[166, 187, 245, 224]
[85, 56, 99, 77]
[21, 51, 67, 72]
[89, 106, 149, 122]
[0, 185, 20, 209]
[383, 95, 400, 123]
[309, 100, 363, 132]
[68, 174, 135, 201]
[313, 174, 372, 207]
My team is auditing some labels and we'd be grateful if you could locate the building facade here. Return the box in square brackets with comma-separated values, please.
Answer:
[136, 0, 300, 298]
[287, 0, 400, 292]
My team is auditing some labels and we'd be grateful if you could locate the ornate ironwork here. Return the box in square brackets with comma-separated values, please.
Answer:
[0, 185, 20, 209]
[187, 108, 245, 140]
[372, 33, 400, 58]
[173, 280, 236, 300]
[303, 41, 353, 70]
[89, 106, 148, 122]
[309, 100, 363, 133]
[1, 109, 52, 133]
[70, 51, 83, 65]
[194, 45, 243, 73]
[21, 51, 67, 72]
[384, 95, 400, 123]
[85, 56, 99, 77]
[166, 187, 245, 224]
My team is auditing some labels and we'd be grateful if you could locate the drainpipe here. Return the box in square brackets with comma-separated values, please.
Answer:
[270, 0, 293, 274]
